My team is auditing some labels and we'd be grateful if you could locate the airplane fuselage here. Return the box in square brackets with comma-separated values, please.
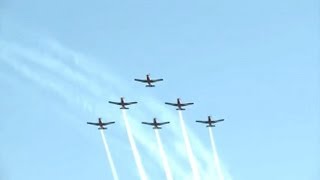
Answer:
[153, 118, 160, 129]
[146, 75, 151, 85]
[176, 98, 184, 110]
[98, 119, 106, 129]
[120, 97, 128, 109]
[208, 116, 212, 126]
[145, 75, 155, 87]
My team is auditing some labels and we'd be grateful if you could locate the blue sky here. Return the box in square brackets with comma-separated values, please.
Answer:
[0, 0, 319, 180]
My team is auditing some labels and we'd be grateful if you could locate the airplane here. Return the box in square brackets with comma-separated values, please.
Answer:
[141, 118, 170, 129]
[165, 98, 194, 110]
[196, 116, 224, 127]
[108, 97, 138, 109]
[87, 118, 115, 130]
[134, 74, 163, 87]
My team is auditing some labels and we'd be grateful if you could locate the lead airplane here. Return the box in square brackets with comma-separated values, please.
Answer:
[108, 97, 138, 109]
[196, 116, 224, 127]
[87, 118, 115, 130]
[134, 74, 163, 87]
[165, 98, 194, 110]
[142, 118, 170, 129]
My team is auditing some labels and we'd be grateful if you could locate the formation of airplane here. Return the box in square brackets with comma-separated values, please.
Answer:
[134, 74, 163, 87]
[88, 74, 224, 130]
[165, 98, 194, 110]
[141, 118, 170, 129]
[196, 116, 224, 127]
[108, 97, 138, 109]
[87, 118, 115, 130]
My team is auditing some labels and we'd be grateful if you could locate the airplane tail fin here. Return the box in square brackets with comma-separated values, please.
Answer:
[177, 108, 185, 111]
[120, 107, 129, 110]
[146, 85, 155, 87]
[98, 127, 107, 130]
[153, 127, 162, 129]
[206, 125, 215, 128]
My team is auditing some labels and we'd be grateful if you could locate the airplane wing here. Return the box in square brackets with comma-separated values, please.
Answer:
[124, 102, 138, 105]
[196, 120, 209, 124]
[180, 102, 194, 106]
[157, 121, 170, 125]
[87, 122, 100, 126]
[134, 79, 148, 83]
[165, 102, 178, 106]
[141, 122, 154, 126]
[102, 122, 115, 125]
[108, 101, 122, 105]
[149, 79, 163, 83]
[214, 119, 224, 123]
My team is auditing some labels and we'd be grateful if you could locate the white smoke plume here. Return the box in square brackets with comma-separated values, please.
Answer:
[178, 111, 201, 180]
[209, 127, 224, 180]
[100, 130, 119, 180]
[154, 129, 173, 180]
[121, 110, 148, 180]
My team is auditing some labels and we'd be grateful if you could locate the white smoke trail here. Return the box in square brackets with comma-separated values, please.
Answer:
[154, 129, 173, 180]
[122, 110, 148, 180]
[208, 128, 224, 180]
[100, 130, 119, 180]
[178, 111, 201, 180]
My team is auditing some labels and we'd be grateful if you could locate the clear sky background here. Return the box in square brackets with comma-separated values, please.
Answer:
[0, 0, 319, 180]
